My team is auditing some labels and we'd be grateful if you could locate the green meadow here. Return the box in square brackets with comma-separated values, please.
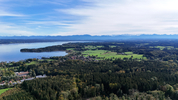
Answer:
[84, 45, 104, 49]
[82, 50, 146, 60]
[66, 48, 75, 51]
[109, 45, 116, 48]
[124, 52, 133, 55]
[46, 59, 54, 61]
[25, 61, 39, 65]
[0, 88, 12, 95]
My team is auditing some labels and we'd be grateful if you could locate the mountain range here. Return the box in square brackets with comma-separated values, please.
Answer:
[0, 34, 178, 41]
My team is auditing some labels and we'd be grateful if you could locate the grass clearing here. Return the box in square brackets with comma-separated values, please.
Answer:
[0, 88, 12, 95]
[0, 88, 32, 99]
[82, 50, 146, 60]
[125, 52, 133, 55]
[84, 45, 97, 49]
[39, 59, 54, 62]
[25, 61, 38, 65]
[46, 59, 54, 61]
[66, 48, 74, 51]
[166, 46, 174, 50]
[84, 45, 104, 49]
[155, 46, 166, 50]
[8, 63, 13, 66]
[96, 46, 104, 48]
[109, 45, 116, 48]
[82, 50, 107, 57]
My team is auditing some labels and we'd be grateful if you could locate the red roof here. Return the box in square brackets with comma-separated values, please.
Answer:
[17, 71, 29, 76]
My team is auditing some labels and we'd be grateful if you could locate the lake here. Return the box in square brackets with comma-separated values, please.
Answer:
[0, 41, 71, 62]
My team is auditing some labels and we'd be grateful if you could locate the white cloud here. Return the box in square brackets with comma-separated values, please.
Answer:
[54, 0, 178, 36]
[1, 0, 178, 36]
[0, 23, 37, 36]
[0, 1, 35, 36]
[26, 21, 69, 26]
[0, 10, 25, 16]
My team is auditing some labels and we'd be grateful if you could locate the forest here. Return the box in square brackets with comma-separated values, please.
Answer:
[2, 40, 178, 100]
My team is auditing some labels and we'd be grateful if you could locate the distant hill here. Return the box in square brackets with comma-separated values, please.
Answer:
[0, 34, 178, 41]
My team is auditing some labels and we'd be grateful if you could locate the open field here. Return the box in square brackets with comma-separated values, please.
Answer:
[25, 61, 39, 65]
[125, 52, 133, 55]
[82, 50, 146, 60]
[84, 45, 97, 49]
[96, 46, 104, 48]
[84, 45, 104, 49]
[109, 45, 116, 48]
[45, 59, 54, 61]
[0, 88, 12, 95]
[82, 50, 107, 56]
[66, 48, 75, 50]
[40, 59, 55, 61]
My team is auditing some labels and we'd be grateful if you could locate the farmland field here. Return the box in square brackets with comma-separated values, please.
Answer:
[82, 50, 146, 60]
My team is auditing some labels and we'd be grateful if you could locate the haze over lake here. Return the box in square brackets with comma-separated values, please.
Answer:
[0, 41, 71, 62]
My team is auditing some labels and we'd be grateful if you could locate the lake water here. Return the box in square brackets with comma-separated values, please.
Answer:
[0, 41, 71, 62]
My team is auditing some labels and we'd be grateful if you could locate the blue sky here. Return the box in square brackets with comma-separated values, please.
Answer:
[1, 0, 178, 36]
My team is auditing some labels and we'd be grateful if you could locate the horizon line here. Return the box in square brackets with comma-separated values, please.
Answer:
[1, 34, 178, 37]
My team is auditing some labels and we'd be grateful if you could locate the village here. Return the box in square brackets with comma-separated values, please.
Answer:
[0, 71, 46, 87]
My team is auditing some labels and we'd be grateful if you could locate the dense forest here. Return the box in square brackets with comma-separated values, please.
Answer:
[2, 40, 178, 100]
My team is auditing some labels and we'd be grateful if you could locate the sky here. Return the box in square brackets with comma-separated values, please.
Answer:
[1, 0, 178, 36]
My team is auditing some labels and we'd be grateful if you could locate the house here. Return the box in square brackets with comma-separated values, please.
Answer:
[15, 71, 29, 77]
[36, 74, 47, 78]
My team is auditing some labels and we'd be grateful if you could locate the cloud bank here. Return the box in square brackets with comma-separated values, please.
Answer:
[1, 0, 178, 36]
[55, 0, 178, 36]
